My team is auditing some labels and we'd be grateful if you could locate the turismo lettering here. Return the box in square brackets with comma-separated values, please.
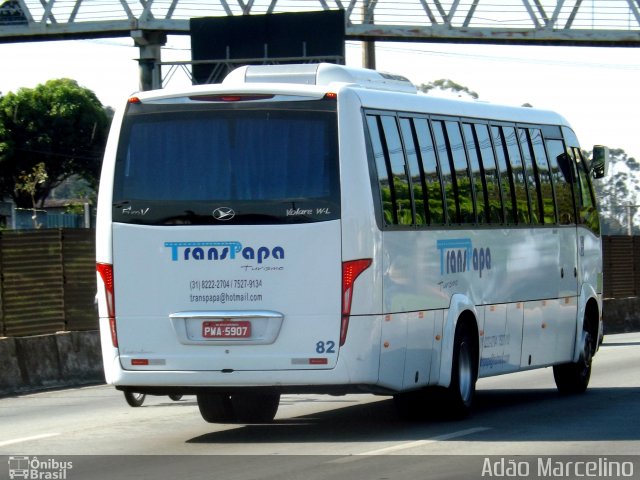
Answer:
[437, 238, 491, 278]
[165, 241, 284, 264]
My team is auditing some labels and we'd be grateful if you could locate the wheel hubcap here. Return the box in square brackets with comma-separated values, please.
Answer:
[458, 341, 473, 403]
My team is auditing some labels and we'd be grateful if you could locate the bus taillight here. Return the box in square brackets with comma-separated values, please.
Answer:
[341, 259, 372, 346]
[97, 263, 118, 347]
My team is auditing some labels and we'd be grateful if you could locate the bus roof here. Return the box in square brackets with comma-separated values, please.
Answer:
[129, 63, 572, 130]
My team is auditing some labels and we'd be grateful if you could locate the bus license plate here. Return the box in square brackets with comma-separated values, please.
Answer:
[202, 321, 251, 339]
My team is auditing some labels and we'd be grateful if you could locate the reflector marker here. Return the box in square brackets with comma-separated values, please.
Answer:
[291, 358, 329, 365]
[131, 359, 166, 366]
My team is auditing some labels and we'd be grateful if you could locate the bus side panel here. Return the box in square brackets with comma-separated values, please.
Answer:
[479, 303, 508, 376]
[403, 310, 436, 389]
[378, 312, 407, 390]
[382, 227, 567, 386]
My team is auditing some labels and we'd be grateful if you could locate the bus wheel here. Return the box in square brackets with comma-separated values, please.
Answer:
[196, 393, 235, 423]
[124, 392, 146, 407]
[445, 323, 477, 418]
[168, 394, 183, 401]
[553, 330, 593, 394]
[230, 393, 280, 423]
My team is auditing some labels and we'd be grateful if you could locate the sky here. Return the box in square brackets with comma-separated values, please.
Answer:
[1, 36, 639, 162]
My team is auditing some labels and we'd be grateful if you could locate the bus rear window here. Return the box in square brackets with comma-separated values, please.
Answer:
[112, 101, 339, 225]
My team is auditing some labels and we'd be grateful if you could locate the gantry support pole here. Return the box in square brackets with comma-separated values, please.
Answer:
[132, 30, 167, 91]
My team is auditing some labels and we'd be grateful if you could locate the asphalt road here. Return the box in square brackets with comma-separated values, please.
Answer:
[1, 332, 639, 480]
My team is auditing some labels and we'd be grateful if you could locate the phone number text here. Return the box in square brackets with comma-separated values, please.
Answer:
[190, 279, 263, 291]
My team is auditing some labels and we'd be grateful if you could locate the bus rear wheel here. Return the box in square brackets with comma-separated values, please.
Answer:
[553, 330, 593, 394]
[444, 323, 477, 418]
[197, 393, 235, 423]
[231, 393, 280, 423]
[123, 391, 146, 407]
[197, 392, 280, 423]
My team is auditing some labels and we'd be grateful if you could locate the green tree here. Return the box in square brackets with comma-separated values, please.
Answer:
[418, 79, 479, 99]
[590, 148, 640, 234]
[15, 162, 48, 228]
[0, 78, 108, 208]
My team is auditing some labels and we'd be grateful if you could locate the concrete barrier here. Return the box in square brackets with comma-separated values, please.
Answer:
[603, 297, 640, 334]
[0, 331, 104, 397]
[0, 298, 638, 397]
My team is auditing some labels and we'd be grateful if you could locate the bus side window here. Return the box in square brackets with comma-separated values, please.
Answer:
[432, 120, 458, 225]
[446, 120, 475, 224]
[413, 118, 446, 226]
[380, 115, 414, 225]
[529, 128, 557, 224]
[367, 114, 395, 226]
[462, 123, 488, 224]
[503, 126, 531, 224]
[573, 147, 601, 235]
[518, 128, 544, 225]
[491, 126, 517, 224]
[475, 124, 504, 224]
[546, 139, 576, 225]
[399, 117, 428, 226]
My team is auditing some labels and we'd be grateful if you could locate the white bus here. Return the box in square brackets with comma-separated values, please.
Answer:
[96, 63, 608, 422]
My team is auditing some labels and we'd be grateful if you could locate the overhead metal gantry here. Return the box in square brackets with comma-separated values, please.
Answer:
[2, 0, 640, 89]
[2, 0, 640, 44]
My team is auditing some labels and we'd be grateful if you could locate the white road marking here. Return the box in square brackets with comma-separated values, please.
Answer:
[0, 433, 60, 448]
[358, 427, 491, 455]
[328, 427, 490, 463]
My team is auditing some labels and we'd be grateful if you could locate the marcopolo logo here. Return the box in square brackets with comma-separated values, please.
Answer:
[437, 238, 492, 278]
[8, 456, 73, 479]
[165, 241, 285, 264]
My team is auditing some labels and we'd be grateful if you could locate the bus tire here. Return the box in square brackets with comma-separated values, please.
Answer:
[444, 323, 477, 418]
[553, 330, 592, 394]
[230, 393, 280, 423]
[196, 393, 235, 423]
[124, 391, 146, 407]
[168, 394, 183, 401]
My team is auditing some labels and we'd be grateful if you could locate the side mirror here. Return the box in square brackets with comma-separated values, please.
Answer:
[590, 145, 610, 179]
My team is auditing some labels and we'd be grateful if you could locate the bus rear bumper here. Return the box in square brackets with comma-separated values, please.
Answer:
[104, 314, 385, 394]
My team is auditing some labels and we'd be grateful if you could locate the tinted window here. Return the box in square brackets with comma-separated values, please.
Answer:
[367, 115, 394, 225]
[475, 124, 503, 224]
[518, 128, 543, 225]
[381, 115, 413, 225]
[446, 121, 475, 223]
[432, 121, 457, 224]
[114, 101, 339, 225]
[573, 147, 600, 234]
[414, 118, 445, 225]
[529, 128, 556, 224]
[546, 139, 576, 224]
[492, 126, 517, 224]
[462, 123, 487, 224]
[503, 126, 531, 224]
[400, 118, 427, 225]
